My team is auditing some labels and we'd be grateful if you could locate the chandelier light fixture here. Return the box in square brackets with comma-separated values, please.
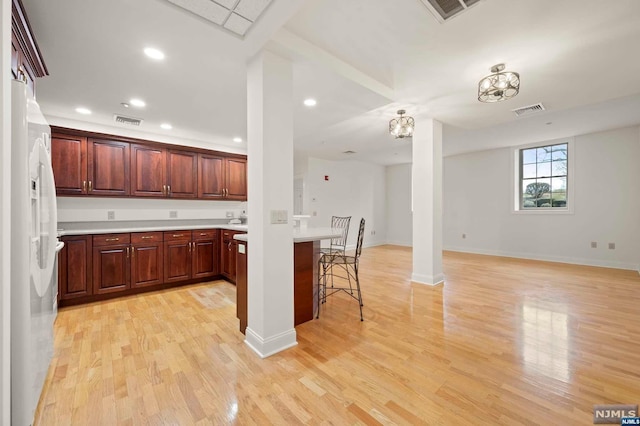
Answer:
[478, 63, 520, 103]
[389, 109, 415, 138]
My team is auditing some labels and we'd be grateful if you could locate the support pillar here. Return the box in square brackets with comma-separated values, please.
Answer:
[411, 117, 444, 286]
[245, 50, 296, 357]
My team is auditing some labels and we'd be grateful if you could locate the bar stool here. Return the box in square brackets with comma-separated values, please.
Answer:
[317, 218, 365, 321]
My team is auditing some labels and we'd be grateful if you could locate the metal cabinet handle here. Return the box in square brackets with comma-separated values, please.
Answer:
[83, 180, 87, 192]
[88, 180, 93, 192]
[199, 233, 207, 236]
[131, 245, 135, 258]
[172, 234, 185, 238]
[168, 185, 171, 196]
[17, 66, 27, 84]
[141, 236, 153, 240]
[126, 246, 130, 258]
[162, 185, 166, 195]
[105, 238, 119, 242]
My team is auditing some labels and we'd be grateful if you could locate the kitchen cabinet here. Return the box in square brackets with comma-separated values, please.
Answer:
[92, 234, 131, 295]
[52, 135, 130, 196]
[163, 231, 192, 283]
[87, 139, 130, 196]
[198, 155, 247, 201]
[192, 229, 220, 279]
[164, 230, 220, 283]
[11, 0, 48, 97]
[58, 235, 92, 300]
[131, 232, 164, 288]
[221, 230, 241, 283]
[131, 143, 166, 197]
[51, 133, 87, 195]
[167, 150, 198, 198]
[225, 158, 248, 201]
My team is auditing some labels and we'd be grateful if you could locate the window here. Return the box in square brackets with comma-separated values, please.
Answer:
[516, 141, 571, 212]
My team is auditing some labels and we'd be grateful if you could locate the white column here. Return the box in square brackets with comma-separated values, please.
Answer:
[1, 0, 12, 422]
[245, 50, 296, 357]
[411, 117, 444, 286]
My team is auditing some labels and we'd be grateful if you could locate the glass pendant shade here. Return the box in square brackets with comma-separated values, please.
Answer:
[389, 110, 415, 138]
[478, 63, 520, 103]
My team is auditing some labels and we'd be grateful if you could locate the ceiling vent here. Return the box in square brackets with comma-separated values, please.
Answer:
[419, 0, 481, 22]
[512, 103, 546, 117]
[113, 114, 143, 126]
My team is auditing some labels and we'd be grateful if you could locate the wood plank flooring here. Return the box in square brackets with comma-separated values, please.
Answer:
[36, 246, 640, 425]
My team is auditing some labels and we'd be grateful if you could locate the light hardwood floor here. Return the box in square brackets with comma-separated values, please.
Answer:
[36, 246, 640, 425]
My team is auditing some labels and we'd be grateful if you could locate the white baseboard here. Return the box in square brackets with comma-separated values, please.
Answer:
[444, 246, 639, 271]
[345, 240, 385, 251]
[244, 327, 297, 358]
[384, 240, 412, 247]
[410, 272, 444, 286]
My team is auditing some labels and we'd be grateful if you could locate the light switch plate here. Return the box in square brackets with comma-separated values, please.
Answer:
[107, 211, 115, 220]
[270, 210, 288, 224]
[169, 211, 178, 218]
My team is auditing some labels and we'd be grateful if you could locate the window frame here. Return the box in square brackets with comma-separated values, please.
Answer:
[512, 138, 574, 215]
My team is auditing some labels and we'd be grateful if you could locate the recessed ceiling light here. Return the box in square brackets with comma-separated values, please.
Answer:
[233, 137, 243, 143]
[160, 123, 172, 130]
[120, 102, 129, 108]
[303, 98, 317, 107]
[144, 47, 165, 60]
[130, 98, 146, 108]
[75, 107, 91, 115]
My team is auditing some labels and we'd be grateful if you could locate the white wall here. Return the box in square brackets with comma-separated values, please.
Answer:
[1, 0, 11, 422]
[443, 125, 640, 270]
[385, 164, 412, 246]
[303, 157, 387, 249]
[57, 197, 246, 224]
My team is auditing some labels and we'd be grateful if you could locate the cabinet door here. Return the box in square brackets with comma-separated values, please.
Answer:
[93, 244, 131, 295]
[131, 144, 166, 197]
[131, 242, 163, 288]
[192, 230, 219, 279]
[167, 150, 197, 199]
[236, 241, 247, 334]
[59, 236, 92, 300]
[163, 240, 192, 283]
[87, 139, 130, 196]
[221, 233, 238, 283]
[197, 154, 224, 199]
[11, 32, 18, 79]
[51, 133, 87, 195]
[225, 158, 247, 201]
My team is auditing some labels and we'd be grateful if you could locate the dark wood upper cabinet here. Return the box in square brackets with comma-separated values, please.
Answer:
[11, 0, 48, 97]
[58, 235, 92, 300]
[50, 128, 247, 201]
[225, 158, 247, 201]
[130, 144, 166, 197]
[198, 154, 225, 199]
[51, 133, 88, 195]
[87, 139, 130, 196]
[167, 150, 197, 198]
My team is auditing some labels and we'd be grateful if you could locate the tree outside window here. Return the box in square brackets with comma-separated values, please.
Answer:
[520, 143, 568, 209]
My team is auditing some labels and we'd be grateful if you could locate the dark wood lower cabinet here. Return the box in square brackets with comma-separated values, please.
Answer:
[221, 230, 240, 283]
[58, 228, 230, 307]
[93, 243, 131, 295]
[58, 235, 92, 301]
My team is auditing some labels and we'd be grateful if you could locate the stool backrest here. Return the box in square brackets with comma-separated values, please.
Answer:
[330, 216, 351, 251]
[355, 218, 365, 259]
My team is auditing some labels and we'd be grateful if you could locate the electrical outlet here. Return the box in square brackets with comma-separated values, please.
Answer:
[169, 211, 177, 218]
[608, 242, 615, 250]
[590, 241, 597, 248]
[462, 233, 466, 239]
[270, 210, 288, 224]
[107, 211, 115, 220]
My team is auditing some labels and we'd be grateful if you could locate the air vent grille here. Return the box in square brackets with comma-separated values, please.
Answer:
[512, 103, 546, 117]
[419, 0, 481, 22]
[113, 114, 143, 126]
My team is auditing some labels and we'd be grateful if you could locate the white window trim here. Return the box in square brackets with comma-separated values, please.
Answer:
[511, 137, 575, 215]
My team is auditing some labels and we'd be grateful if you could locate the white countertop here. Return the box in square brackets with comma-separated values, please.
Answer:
[58, 223, 248, 236]
[234, 227, 340, 243]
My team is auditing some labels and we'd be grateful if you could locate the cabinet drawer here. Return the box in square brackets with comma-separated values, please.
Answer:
[131, 232, 163, 244]
[93, 233, 130, 247]
[163, 231, 191, 241]
[193, 229, 218, 240]
[222, 230, 238, 241]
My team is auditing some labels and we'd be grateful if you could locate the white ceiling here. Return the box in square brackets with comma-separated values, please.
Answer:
[22, 0, 640, 165]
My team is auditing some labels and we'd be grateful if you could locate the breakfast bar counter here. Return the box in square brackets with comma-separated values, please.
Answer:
[234, 227, 341, 333]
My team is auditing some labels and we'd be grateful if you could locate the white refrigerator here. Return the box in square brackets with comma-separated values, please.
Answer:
[11, 79, 62, 425]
